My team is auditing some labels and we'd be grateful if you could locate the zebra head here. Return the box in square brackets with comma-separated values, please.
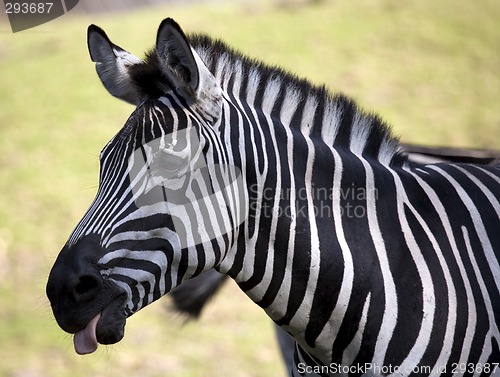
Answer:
[46, 18, 246, 354]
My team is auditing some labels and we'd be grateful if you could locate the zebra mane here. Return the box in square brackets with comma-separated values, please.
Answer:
[133, 34, 407, 167]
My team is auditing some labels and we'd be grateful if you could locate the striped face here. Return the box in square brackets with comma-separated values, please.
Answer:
[68, 97, 243, 308]
[46, 18, 244, 354]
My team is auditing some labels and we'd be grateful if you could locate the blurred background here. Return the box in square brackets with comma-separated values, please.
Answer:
[0, 0, 498, 376]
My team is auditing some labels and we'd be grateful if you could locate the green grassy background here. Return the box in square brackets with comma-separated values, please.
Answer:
[0, 0, 498, 376]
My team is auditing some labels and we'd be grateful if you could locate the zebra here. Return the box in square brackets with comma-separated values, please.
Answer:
[46, 17, 500, 376]
[168, 145, 500, 374]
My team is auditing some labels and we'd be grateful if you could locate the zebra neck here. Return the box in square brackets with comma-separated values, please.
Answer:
[219, 145, 386, 365]
[193, 40, 407, 168]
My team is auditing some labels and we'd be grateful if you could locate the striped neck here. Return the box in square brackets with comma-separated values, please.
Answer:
[190, 34, 408, 168]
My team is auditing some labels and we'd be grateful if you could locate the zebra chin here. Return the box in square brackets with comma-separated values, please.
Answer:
[46, 234, 130, 354]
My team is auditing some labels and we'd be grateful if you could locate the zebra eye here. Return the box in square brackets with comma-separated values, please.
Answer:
[151, 149, 188, 177]
[162, 154, 186, 173]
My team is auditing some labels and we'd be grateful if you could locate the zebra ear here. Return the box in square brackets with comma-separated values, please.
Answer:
[156, 18, 199, 95]
[87, 25, 143, 105]
[156, 18, 222, 118]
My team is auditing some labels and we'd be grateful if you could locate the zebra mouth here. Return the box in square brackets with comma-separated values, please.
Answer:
[73, 293, 128, 355]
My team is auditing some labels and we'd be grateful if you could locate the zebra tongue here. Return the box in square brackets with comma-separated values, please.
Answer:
[74, 313, 101, 355]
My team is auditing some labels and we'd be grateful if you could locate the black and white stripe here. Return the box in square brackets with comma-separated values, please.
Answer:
[62, 19, 499, 375]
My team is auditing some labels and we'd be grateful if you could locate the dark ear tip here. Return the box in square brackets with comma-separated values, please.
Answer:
[87, 24, 109, 44]
[157, 17, 185, 38]
[87, 24, 103, 36]
[87, 24, 112, 62]
[158, 17, 177, 30]
[156, 18, 188, 54]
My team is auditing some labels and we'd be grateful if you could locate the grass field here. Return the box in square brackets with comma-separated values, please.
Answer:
[0, 0, 498, 376]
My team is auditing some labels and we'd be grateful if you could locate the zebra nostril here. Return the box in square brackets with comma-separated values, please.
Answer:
[71, 274, 102, 302]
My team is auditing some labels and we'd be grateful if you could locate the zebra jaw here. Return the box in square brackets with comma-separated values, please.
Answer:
[71, 298, 129, 355]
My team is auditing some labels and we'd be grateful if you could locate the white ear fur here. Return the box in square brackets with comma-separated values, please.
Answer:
[87, 25, 143, 105]
[190, 47, 223, 120]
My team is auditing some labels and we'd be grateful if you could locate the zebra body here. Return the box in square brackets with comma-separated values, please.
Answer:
[46, 18, 500, 376]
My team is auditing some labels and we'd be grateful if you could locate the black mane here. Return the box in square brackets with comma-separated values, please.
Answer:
[127, 33, 407, 167]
